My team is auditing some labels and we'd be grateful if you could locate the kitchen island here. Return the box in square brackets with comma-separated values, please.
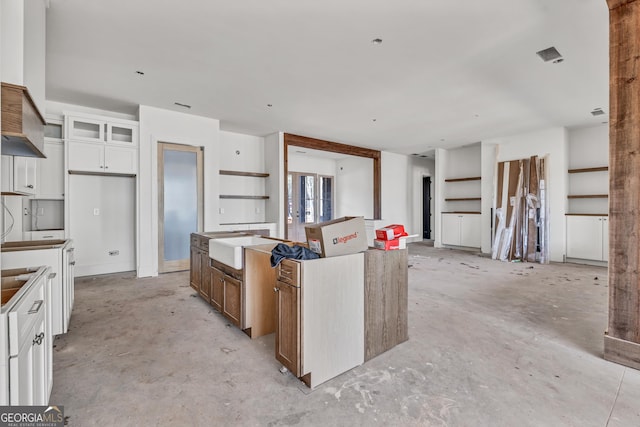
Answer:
[189, 231, 409, 389]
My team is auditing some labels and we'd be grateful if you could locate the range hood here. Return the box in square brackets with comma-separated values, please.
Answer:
[1, 82, 46, 158]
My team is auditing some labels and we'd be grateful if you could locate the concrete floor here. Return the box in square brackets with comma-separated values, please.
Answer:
[51, 243, 640, 426]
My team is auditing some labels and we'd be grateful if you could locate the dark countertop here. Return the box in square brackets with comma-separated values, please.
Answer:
[1, 239, 70, 252]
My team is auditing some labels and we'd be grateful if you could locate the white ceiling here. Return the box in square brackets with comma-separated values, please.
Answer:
[45, 0, 609, 155]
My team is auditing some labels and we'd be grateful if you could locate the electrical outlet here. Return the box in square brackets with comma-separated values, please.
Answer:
[93, 208, 100, 216]
[219, 208, 225, 214]
[255, 207, 261, 214]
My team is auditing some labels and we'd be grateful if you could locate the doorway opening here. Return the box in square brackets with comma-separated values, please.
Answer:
[287, 172, 334, 242]
[423, 176, 432, 239]
[157, 142, 203, 273]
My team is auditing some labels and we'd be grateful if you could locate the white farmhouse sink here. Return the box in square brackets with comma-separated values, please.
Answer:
[209, 236, 275, 269]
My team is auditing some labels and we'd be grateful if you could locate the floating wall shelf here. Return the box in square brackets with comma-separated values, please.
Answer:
[567, 166, 608, 174]
[444, 176, 481, 182]
[567, 194, 608, 199]
[219, 195, 270, 200]
[219, 170, 269, 178]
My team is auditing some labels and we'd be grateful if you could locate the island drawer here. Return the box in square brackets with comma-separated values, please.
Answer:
[277, 260, 300, 286]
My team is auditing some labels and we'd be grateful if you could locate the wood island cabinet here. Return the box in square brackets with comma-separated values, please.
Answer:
[222, 275, 242, 327]
[189, 245, 201, 292]
[274, 254, 364, 389]
[275, 262, 301, 376]
[210, 267, 224, 312]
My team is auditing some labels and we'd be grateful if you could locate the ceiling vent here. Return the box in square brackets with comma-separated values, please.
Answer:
[536, 46, 563, 63]
[591, 108, 605, 116]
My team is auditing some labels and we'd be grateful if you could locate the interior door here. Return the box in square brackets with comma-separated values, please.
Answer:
[287, 172, 317, 242]
[158, 143, 203, 273]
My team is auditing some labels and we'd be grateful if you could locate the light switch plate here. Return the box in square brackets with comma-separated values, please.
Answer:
[93, 208, 100, 216]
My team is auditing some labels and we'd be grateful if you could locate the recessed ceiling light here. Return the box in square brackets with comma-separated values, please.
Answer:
[174, 102, 191, 109]
[371, 38, 383, 45]
[135, 70, 144, 75]
[536, 46, 563, 63]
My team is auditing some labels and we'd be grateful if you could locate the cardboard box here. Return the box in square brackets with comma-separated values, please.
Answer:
[373, 238, 401, 250]
[375, 224, 407, 240]
[305, 216, 368, 258]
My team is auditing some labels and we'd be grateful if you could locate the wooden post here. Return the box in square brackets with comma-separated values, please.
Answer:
[604, 0, 640, 370]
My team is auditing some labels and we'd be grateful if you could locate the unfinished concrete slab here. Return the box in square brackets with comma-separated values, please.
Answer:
[50, 243, 640, 426]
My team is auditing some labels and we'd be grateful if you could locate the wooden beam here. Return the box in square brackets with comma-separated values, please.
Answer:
[283, 133, 383, 227]
[605, 0, 640, 368]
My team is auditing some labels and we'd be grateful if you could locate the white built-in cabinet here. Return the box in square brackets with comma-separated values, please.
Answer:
[566, 215, 609, 262]
[1, 156, 38, 196]
[441, 213, 481, 248]
[65, 114, 138, 175]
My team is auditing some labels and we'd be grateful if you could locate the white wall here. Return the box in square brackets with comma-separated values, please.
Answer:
[380, 151, 433, 239]
[218, 131, 267, 224]
[482, 127, 568, 262]
[46, 100, 137, 121]
[480, 143, 497, 253]
[336, 156, 373, 219]
[23, 0, 46, 113]
[1, 0, 47, 114]
[138, 105, 220, 277]
[288, 153, 337, 177]
[264, 132, 284, 238]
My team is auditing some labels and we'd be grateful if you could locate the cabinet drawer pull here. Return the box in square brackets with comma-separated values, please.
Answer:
[42, 235, 54, 239]
[273, 287, 280, 292]
[70, 261, 76, 266]
[99, 165, 104, 168]
[33, 332, 45, 346]
[26, 184, 34, 189]
[28, 300, 44, 314]
[48, 273, 57, 279]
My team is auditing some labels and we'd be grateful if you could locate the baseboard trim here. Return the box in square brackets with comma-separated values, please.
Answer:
[604, 333, 640, 370]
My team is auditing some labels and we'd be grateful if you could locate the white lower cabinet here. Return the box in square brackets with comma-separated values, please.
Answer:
[441, 213, 481, 248]
[566, 215, 608, 262]
[0, 266, 52, 405]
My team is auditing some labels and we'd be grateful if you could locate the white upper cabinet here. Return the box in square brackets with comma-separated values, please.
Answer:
[65, 113, 139, 175]
[2, 155, 37, 196]
[67, 116, 105, 143]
